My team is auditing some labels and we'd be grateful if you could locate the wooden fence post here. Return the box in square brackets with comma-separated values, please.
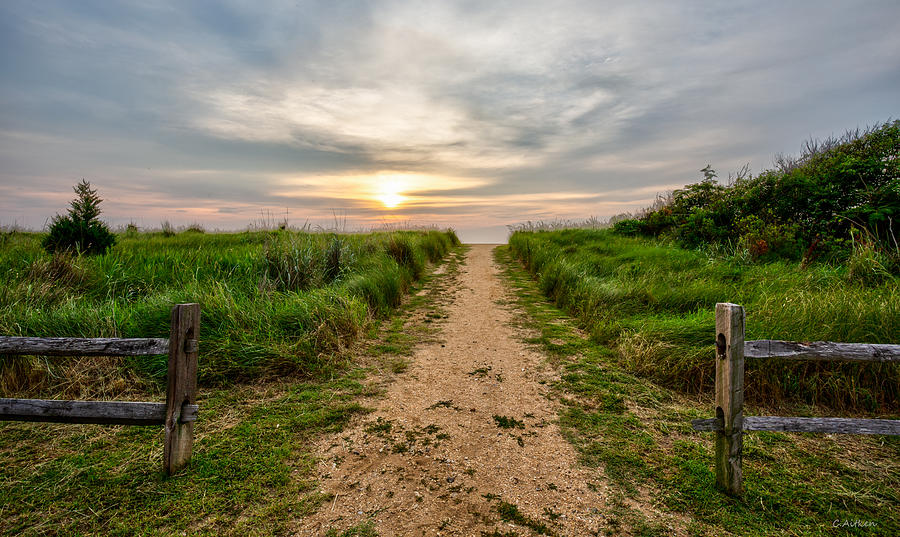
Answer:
[164, 303, 200, 475]
[715, 303, 744, 495]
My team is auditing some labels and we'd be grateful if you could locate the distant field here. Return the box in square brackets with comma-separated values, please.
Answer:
[509, 228, 899, 411]
[0, 228, 459, 393]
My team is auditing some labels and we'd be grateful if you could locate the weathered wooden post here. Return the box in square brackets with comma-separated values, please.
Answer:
[164, 303, 200, 475]
[715, 302, 744, 495]
[691, 304, 899, 490]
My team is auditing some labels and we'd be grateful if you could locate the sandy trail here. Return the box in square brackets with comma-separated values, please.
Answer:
[294, 245, 607, 536]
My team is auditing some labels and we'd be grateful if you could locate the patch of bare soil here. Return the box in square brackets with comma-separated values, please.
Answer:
[293, 245, 609, 536]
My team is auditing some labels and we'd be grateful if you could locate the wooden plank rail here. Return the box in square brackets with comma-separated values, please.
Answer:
[0, 398, 198, 425]
[745, 340, 900, 363]
[0, 336, 170, 356]
[0, 303, 200, 475]
[693, 303, 899, 496]
[692, 416, 900, 435]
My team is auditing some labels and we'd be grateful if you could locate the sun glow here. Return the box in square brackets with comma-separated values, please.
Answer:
[375, 176, 409, 209]
[274, 171, 493, 212]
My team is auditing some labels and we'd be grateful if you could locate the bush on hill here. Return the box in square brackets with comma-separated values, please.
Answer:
[42, 180, 116, 256]
[616, 120, 900, 272]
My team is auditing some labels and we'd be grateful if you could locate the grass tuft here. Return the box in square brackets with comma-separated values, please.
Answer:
[492, 415, 525, 429]
[495, 501, 552, 535]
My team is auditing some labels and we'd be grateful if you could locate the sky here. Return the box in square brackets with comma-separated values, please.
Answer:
[1, 1, 898, 243]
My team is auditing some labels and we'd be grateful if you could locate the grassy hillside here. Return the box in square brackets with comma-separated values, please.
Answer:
[0, 228, 459, 391]
[615, 120, 900, 276]
[509, 229, 899, 411]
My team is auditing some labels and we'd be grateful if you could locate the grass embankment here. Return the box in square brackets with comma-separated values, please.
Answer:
[509, 229, 899, 411]
[615, 120, 900, 273]
[0, 228, 460, 536]
[495, 245, 899, 536]
[0, 228, 459, 389]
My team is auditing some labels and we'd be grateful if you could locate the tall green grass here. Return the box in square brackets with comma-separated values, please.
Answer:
[0, 228, 458, 385]
[509, 229, 899, 411]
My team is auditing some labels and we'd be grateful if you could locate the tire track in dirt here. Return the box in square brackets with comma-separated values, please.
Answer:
[293, 245, 609, 536]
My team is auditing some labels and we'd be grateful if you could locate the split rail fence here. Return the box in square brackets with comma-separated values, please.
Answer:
[0, 303, 200, 475]
[692, 302, 900, 495]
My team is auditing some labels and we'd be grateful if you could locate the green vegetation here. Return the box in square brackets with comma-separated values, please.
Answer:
[492, 415, 525, 429]
[480, 493, 552, 535]
[508, 229, 899, 411]
[495, 245, 899, 536]
[494, 501, 552, 535]
[0, 228, 463, 536]
[0, 377, 369, 536]
[614, 120, 900, 274]
[1, 228, 458, 387]
[505, 121, 899, 532]
[42, 180, 116, 255]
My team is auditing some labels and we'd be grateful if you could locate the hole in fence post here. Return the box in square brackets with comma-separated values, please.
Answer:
[716, 333, 726, 359]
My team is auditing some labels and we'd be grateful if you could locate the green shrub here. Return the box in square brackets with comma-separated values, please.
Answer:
[42, 180, 116, 256]
[736, 214, 803, 260]
[612, 218, 644, 236]
[622, 120, 900, 271]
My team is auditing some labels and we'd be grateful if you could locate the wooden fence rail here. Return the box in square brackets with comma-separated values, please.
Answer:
[0, 303, 200, 475]
[691, 303, 899, 495]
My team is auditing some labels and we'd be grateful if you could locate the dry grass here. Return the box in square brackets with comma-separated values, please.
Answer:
[0, 355, 160, 400]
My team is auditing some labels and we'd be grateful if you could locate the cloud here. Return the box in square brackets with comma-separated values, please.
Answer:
[1, 0, 899, 240]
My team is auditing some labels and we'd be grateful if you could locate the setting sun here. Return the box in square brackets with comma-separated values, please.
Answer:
[374, 175, 410, 209]
[377, 187, 405, 208]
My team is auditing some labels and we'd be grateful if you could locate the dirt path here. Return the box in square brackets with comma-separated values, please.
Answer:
[294, 245, 608, 536]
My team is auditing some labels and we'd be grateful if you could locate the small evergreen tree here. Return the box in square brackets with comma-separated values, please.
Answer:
[42, 179, 116, 255]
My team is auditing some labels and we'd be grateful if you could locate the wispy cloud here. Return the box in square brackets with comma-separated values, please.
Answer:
[1, 1, 898, 240]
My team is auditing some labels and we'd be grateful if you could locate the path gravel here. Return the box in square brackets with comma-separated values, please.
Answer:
[294, 245, 608, 536]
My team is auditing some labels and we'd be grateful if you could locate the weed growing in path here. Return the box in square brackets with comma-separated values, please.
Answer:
[492, 415, 525, 429]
